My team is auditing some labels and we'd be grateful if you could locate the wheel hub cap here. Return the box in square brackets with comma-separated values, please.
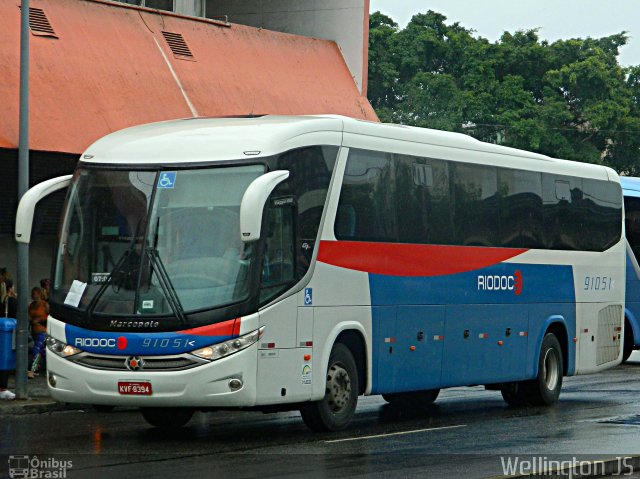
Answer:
[326, 364, 351, 412]
[543, 349, 560, 390]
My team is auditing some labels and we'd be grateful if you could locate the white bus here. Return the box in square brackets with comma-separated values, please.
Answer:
[16, 115, 625, 431]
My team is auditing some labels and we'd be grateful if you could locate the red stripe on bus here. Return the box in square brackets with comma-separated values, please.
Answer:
[317, 241, 527, 277]
[177, 318, 240, 337]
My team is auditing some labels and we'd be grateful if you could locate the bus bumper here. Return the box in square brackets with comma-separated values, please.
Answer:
[45, 344, 258, 408]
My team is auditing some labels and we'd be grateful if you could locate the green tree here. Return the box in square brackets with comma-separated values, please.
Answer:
[367, 12, 400, 122]
[368, 10, 640, 173]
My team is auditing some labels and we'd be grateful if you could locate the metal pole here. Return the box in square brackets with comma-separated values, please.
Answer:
[16, 0, 30, 400]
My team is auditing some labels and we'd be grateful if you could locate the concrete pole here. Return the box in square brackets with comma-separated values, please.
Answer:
[16, 0, 30, 400]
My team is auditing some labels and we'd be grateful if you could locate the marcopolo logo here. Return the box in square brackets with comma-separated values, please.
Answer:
[477, 270, 523, 295]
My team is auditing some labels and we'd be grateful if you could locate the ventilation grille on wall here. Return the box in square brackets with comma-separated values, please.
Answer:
[18, 7, 57, 37]
[161, 31, 194, 59]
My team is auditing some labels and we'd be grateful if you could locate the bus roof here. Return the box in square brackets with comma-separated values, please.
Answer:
[621, 177, 640, 197]
[81, 115, 617, 182]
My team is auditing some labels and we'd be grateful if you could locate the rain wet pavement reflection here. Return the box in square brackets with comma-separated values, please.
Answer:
[2, 355, 640, 478]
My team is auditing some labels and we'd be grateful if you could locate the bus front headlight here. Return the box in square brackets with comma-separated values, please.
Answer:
[190, 327, 264, 361]
[46, 336, 82, 358]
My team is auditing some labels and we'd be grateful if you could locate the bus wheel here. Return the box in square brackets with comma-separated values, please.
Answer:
[622, 322, 634, 363]
[140, 407, 194, 429]
[299, 343, 359, 432]
[524, 333, 563, 406]
[500, 383, 527, 406]
[382, 389, 440, 409]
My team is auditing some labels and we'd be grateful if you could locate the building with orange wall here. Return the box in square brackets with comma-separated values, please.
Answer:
[0, 0, 375, 280]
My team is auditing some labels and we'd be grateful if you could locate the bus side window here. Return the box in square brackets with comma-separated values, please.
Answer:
[260, 199, 296, 304]
[335, 204, 356, 238]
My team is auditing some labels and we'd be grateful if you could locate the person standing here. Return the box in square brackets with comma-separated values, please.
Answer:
[0, 267, 9, 306]
[2, 279, 16, 319]
[0, 373, 13, 399]
[28, 287, 49, 379]
[0, 279, 17, 400]
[40, 278, 51, 302]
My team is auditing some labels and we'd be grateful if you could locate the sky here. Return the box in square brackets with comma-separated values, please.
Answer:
[369, 0, 640, 66]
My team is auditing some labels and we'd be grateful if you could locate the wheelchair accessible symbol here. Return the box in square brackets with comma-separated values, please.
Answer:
[157, 172, 177, 189]
[304, 288, 312, 306]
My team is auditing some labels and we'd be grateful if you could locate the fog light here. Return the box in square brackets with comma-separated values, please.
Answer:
[228, 378, 243, 391]
[48, 373, 57, 388]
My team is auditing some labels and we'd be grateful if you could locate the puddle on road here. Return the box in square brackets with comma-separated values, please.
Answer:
[598, 415, 640, 426]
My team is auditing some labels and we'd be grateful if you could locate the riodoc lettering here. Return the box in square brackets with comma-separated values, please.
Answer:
[478, 275, 514, 291]
[477, 270, 523, 296]
[75, 338, 116, 348]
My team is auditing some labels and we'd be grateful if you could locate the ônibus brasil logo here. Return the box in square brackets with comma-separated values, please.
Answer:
[477, 270, 523, 295]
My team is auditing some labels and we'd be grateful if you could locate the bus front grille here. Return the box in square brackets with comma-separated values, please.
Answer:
[71, 353, 207, 371]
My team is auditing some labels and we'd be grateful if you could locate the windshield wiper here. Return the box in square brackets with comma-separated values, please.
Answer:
[146, 247, 187, 324]
[86, 244, 137, 313]
[145, 216, 186, 324]
[87, 217, 145, 315]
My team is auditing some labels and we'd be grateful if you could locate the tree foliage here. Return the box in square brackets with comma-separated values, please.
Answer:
[368, 11, 640, 174]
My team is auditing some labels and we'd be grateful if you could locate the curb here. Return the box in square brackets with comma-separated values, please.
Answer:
[0, 399, 86, 416]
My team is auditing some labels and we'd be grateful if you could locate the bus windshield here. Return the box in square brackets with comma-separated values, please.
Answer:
[52, 165, 265, 316]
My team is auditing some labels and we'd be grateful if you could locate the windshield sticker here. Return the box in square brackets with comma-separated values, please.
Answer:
[101, 226, 119, 236]
[91, 273, 110, 284]
[64, 280, 87, 308]
[157, 172, 177, 189]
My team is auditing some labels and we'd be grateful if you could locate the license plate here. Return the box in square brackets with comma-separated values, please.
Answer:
[118, 381, 152, 396]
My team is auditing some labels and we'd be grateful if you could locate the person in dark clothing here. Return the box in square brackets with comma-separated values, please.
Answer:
[3, 279, 17, 318]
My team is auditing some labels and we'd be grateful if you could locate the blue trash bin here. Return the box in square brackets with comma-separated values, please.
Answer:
[0, 318, 17, 370]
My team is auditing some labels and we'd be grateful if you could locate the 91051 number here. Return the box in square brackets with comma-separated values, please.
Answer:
[584, 276, 615, 291]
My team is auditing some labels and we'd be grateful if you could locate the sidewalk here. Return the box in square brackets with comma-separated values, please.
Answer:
[0, 372, 80, 415]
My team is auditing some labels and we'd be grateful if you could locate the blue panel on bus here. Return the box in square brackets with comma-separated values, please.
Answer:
[368, 262, 576, 391]
[440, 304, 527, 387]
[625, 251, 640, 298]
[63, 319, 239, 355]
[625, 251, 640, 345]
[368, 262, 575, 306]
[371, 305, 444, 394]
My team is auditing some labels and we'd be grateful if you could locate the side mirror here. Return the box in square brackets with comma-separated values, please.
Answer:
[15, 175, 73, 244]
[240, 170, 290, 242]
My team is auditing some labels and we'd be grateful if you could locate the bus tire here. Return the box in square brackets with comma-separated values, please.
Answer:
[299, 343, 359, 432]
[500, 383, 527, 406]
[622, 322, 634, 363]
[140, 407, 194, 429]
[524, 333, 563, 406]
[382, 389, 440, 408]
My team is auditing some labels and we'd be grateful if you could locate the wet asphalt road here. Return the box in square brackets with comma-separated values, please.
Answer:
[2, 356, 640, 479]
